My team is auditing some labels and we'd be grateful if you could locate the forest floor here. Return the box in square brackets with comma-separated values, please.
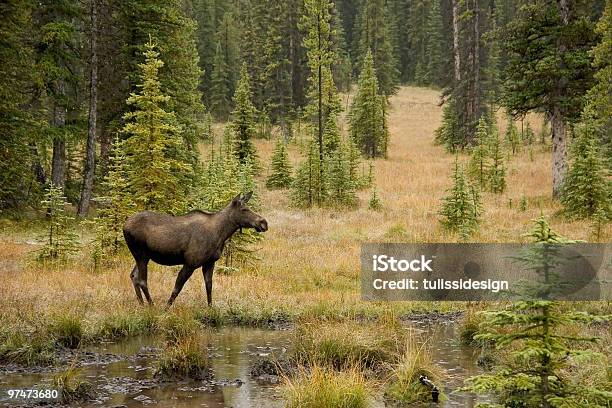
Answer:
[0, 85, 609, 334]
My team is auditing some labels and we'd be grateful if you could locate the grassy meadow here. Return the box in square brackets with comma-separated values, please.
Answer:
[0, 86, 610, 406]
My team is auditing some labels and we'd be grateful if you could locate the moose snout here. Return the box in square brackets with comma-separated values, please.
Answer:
[256, 218, 268, 233]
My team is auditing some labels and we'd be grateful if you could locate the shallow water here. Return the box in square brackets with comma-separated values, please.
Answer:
[0, 322, 489, 407]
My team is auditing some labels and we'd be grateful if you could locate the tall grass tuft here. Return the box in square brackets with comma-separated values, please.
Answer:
[384, 337, 445, 405]
[293, 319, 405, 371]
[0, 329, 55, 366]
[53, 366, 92, 403]
[48, 314, 83, 349]
[285, 365, 370, 408]
[155, 334, 211, 380]
[95, 309, 158, 339]
[157, 309, 201, 344]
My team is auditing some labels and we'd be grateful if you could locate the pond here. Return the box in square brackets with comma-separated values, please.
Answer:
[0, 320, 490, 407]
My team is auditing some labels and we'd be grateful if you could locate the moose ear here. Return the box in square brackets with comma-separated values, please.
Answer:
[231, 193, 242, 205]
[243, 191, 253, 203]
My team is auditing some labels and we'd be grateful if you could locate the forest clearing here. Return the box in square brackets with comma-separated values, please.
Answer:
[1, 86, 610, 407]
[1, 0, 611, 406]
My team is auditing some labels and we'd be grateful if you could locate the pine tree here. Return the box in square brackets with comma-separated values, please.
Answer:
[0, 1, 39, 211]
[230, 64, 258, 165]
[91, 137, 135, 266]
[353, 0, 400, 96]
[122, 41, 192, 214]
[124, 0, 205, 150]
[423, 0, 444, 86]
[326, 140, 357, 208]
[488, 126, 506, 194]
[504, 115, 521, 155]
[522, 120, 535, 145]
[209, 41, 231, 120]
[439, 159, 482, 239]
[464, 217, 611, 407]
[291, 140, 326, 208]
[501, 0, 597, 198]
[350, 50, 388, 158]
[36, 184, 79, 263]
[435, 99, 463, 153]
[585, 0, 612, 168]
[560, 108, 611, 220]
[267, 138, 293, 189]
[300, 0, 341, 205]
[468, 117, 491, 188]
[368, 187, 382, 211]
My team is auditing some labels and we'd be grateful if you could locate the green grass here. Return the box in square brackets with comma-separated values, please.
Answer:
[155, 334, 211, 380]
[285, 365, 371, 408]
[93, 308, 158, 340]
[0, 329, 55, 366]
[48, 314, 83, 349]
[293, 318, 406, 371]
[53, 366, 92, 404]
[384, 338, 445, 405]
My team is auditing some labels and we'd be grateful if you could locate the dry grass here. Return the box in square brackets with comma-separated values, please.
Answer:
[0, 86, 609, 331]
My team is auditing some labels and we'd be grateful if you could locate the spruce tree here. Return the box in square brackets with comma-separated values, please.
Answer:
[291, 140, 326, 208]
[505, 115, 521, 155]
[435, 99, 463, 153]
[353, 0, 399, 96]
[230, 64, 258, 166]
[423, 0, 444, 87]
[439, 159, 482, 239]
[488, 126, 507, 194]
[122, 41, 192, 214]
[522, 121, 535, 145]
[36, 184, 79, 263]
[267, 138, 293, 189]
[300, 0, 341, 206]
[468, 117, 491, 188]
[326, 140, 357, 208]
[560, 108, 611, 220]
[91, 136, 135, 266]
[350, 50, 388, 158]
[464, 217, 611, 407]
[368, 188, 382, 211]
[209, 41, 231, 120]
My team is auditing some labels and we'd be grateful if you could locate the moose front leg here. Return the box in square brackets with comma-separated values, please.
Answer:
[167, 265, 195, 306]
[202, 262, 215, 306]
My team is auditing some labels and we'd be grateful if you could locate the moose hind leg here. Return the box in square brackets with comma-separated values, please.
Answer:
[130, 265, 144, 304]
[202, 263, 215, 306]
[136, 259, 153, 305]
[167, 265, 195, 306]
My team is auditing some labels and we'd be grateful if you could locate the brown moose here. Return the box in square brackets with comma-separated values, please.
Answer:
[123, 192, 268, 306]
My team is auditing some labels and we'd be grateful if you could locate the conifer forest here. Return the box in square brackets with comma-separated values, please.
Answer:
[0, 0, 611, 407]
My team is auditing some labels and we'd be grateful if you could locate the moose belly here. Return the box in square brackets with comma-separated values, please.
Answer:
[148, 250, 185, 266]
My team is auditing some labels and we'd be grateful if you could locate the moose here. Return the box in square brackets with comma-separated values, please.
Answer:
[123, 192, 268, 307]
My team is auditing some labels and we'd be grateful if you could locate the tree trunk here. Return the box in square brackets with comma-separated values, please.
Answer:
[452, 0, 461, 83]
[551, 106, 567, 199]
[78, 0, 99, 217]
[317, 10, 324, 206]
[51, 103, 66, 190]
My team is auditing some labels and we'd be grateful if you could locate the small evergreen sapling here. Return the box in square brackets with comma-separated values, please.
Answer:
[468, 117, 491, 188]
[560, 111, 611, 220]
[368, 188, 382, 211]
[326, 140, 357, 208]
[91, 136, 136, 265]
[487, 126, 506, 194]
[504, 116, 521, 155]
[266, 138, 293, 189]
[439, 159, 482, 239]
[464, 217, 612, 407]
[37, 184, 79, 263]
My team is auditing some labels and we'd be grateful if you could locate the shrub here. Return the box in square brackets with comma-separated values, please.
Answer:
[155, 334, 211, 380]
[285, 365, 370, 408]
[385, 339, 445, 405]
[293, 320, 404, 371]
[48, 314, 83, 349]
[54, 367, 92, 403]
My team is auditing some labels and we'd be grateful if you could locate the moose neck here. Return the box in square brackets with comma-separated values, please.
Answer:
[215, 207, 241, 246]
